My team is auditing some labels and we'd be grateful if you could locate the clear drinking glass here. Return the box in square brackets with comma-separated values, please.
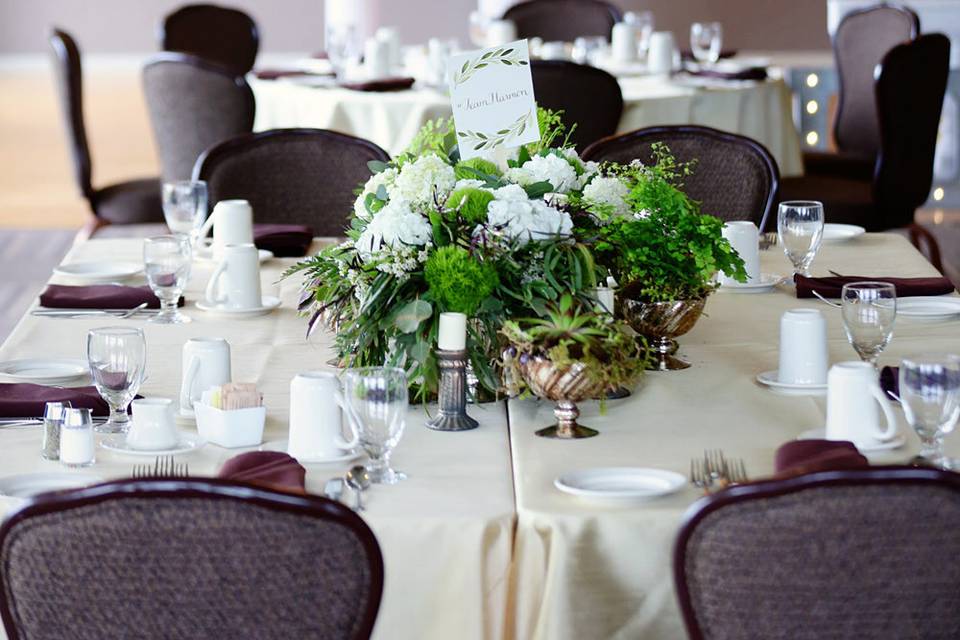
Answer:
[87, 327, 146, 434]
[777, 200, 824, 276]
[690, 22, 722, 66]
[144, 235, 192, 324]
[161, 180, 207, 247]
[572, 36, 608, 65]
[326, 23, 360, 77]
[625, 11, 655, 57]
[900, 354, 960, 469]
[343, 367, 408, 485]
[841, 282, 897, 366]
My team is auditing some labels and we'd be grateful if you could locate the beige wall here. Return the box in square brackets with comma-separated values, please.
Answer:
[0, 0, 830, 55]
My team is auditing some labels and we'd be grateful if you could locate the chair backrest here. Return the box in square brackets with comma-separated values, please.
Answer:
[0, 478, 383, 640]
[832, 4, 919, 156]
[874, 33, 951, 229]
[160, 3, 259, 75]
[675, 467, 960, 640]
[531, 60, 623, 152]
[907, 223, 945, 273]
[582, 125, 780, 231]
[143, 53, 255, 183]
[503, 0, 621, 41]
[195, 129, 390, 235]
[48, 28, 93, 201]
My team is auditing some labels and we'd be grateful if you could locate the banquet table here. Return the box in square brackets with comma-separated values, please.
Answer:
[249, 72, 804, 177]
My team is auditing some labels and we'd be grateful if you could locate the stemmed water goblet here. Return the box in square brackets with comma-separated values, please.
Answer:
[342, 367, 408, 485]
[690, 22, 722, 67]
[161, 180, 207, 249]
[144, 235, 192, 324]
[777, 200, 824, 276]
[841, 282, 896, 366]
[900, 354, 960, 469]
[87, 326, 147, 434]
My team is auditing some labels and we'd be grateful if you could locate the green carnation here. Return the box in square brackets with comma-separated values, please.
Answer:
[446, 187, 494, 225]
[454, 157, 501, 181]
[424, 245, 499, 315]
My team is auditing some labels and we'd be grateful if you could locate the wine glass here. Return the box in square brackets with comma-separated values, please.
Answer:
[572, 36, 608, 65]
[325, 23, 360, 78]
[777, 200, 824, 276]
[143, 235, 192, 324]
[900, 354, 960, 469]
[841, 282, 897, 366]
[161, 180, 207, 248]
[625, 11, 655, 57]
[690, 22, 722, 66]
[342, 367, 408, 485]
[87, 327, 146, 434]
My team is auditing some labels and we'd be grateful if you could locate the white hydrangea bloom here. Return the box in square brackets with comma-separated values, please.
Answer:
[355, 198, 433, 260]
[578, 160, 601, 188]
[393, 154, 456, 209]
[473, 147, 520, 172]
[453, 178, 486, 191]
[478, 197, 573, 246]
[493, 184, 530, 201]
[582, 175, 631, 217]
[353, 167, 397, 220]
[503, 153, 579, 194]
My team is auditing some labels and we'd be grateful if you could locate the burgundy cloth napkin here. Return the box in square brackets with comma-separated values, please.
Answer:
[774, 439, 869, 476]
[39, 284, 184, 309]
[681, 49, 738, 61]
[253, 224, 315, 257]
[880, 366, 900, 400]
[687, 66, 767, 81]
[0, 384, 111, 417]
[794, 274, 956, 299]
[218, 451, 306, 493]
[339, 76, 415, 92]
[254, 69, 323, 80]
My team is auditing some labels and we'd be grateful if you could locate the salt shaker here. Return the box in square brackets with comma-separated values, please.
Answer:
[42, 401, 71, 460]
[60, 408, 95, 468]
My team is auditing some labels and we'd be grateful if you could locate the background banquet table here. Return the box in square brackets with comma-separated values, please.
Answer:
[0, 239, 515, 640]
[249, 72, 803, 177]
[506, 233, 960, 640]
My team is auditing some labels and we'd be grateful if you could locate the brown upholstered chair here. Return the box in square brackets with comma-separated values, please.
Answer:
[160, 3, 259, 75]
[143, 53, 255, 183]
[780, 34, 950, 231]
[906, 223, 945, 274]
[49, 29, 163, 227]
[583, 125, 780, 231]
[195, 129, 389, 236]
[531, 60, 622, 152]
[503, 0, 621, 41]
[0, 478, 383, 640]
[675, 467, 960, 640]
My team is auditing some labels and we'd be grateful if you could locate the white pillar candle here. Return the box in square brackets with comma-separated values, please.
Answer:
[438, 312, 467, 351]
[593, 287, 615, 314]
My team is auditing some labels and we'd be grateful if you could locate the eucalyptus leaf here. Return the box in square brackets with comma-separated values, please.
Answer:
[394, 300, 433, 333]
[367, 160, 388, 174]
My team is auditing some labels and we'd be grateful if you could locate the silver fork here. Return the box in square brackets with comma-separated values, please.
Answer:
[690, 458, 713, 494]
[131, 455, 189, 478]
[726, 459, 749, 485]
[705, 449, 727, 486]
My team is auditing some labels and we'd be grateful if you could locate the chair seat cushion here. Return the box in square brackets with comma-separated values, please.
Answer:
[778, 174, 877, 229]
[92, 178, 164, 225]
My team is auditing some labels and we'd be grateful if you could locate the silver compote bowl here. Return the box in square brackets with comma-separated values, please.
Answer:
[619, 298, 707, 371]
[516, 354, 609, 439]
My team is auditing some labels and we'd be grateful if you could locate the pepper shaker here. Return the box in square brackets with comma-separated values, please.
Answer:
[42, 401, 70, 461]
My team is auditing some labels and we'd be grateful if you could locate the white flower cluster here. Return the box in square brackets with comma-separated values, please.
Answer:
[392, 154, 456, 209]
[355, 198, 432, 261]
[478, 184, 573, 246]
[372, 244, 429, 281]
[353, 167, 397, 220]
[582, 175, 632, 217]
[504, 153, 579, 194]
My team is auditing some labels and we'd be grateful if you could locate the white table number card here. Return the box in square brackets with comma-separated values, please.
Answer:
[447, 39, 540, 160]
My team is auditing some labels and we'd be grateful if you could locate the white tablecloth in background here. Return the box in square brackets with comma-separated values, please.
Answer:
[250, 74, 803, 177]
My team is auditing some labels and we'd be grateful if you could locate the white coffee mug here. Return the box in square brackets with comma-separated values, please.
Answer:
[127, 398, 178, 451]
[205, 243, 263, 310]
[611, 22, 639, 62]
[288, 371, 359, 461]
[180, 337, 231, 416]
[485, 19, 517, 46]
[197, 199, 254, 261]
[778, 308, 829, 385]
[540, 41, 569, 61]
[364, 37, 392, 79]
[647, 31, 676, 75]
[375, 26, 402, 68]
[825, 361, 898, 448]
[721, 221, 760, 285]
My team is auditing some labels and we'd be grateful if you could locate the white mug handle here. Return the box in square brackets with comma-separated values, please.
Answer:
[334, 390, 360, 450]
[204, 259, 229, 305]
[179, 355, 201, 410]
[197, 210, 216, 241]
[869, 383, 899, 441]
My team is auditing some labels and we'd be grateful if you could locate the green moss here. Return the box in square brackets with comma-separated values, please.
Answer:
[446, 188, 494, 225]
[424, 245, 499, 315]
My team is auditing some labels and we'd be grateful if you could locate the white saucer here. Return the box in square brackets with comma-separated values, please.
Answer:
[0, 472, 103, 498]
[194, 246, 274, 264]
[896, 297, 960, 322]
[53, 261, 142, 283]
[195, 296, 281, 318]
[0, 358, 88, 384]
[756, 370, 828, 396]
[260, 439, 361, 464]
[554, 467, 686, 504]
[797, 427, 906, 452]
[719, 273, 783, 293]
[822, 223, 866, 243]
[99, 432, 204, 456]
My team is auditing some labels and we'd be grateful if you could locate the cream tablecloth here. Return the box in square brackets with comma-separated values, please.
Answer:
[250, 74, 803, 177]
[0, 239, 515, 640]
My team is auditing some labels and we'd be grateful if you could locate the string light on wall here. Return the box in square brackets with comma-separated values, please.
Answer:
[933, 186, 945, 201]
[805, 131, 819, 146]
[805, 73, 819, 88]
[806, 100, 819, 115]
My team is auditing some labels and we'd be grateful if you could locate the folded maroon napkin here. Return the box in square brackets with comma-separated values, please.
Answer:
[681, 49, 738, 61]
[254, 69, 322, 80]
[794, 274, 956, 299]
[39, 284, 184, 309]
[774, 439, 869, 476]
[339, 76, 415, 92]
[253, 224, 315, 257]
[0, 383, 112, 417]
[687, 66, 767, 81]
[218, 451, 306, 493]
[880, 366, 900, 400]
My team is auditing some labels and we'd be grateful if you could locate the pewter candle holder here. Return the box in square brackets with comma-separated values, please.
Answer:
[426, 349, 479, 431]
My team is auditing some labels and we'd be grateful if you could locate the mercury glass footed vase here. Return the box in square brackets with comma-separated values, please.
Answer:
[517, 354, 609, 439]
[620, 298, 707, 371]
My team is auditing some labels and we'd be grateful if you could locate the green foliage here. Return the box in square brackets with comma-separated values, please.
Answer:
[446, 187, 495, 225]
[424, 246, 499, 315]
[454, 157, 502, 181]
[402, 116, 457, 163]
